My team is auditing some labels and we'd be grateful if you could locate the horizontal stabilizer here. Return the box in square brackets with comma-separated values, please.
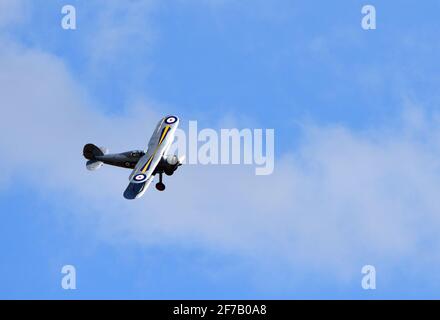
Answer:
[86, 160, 103, 171]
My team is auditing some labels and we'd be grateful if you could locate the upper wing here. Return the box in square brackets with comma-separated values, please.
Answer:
[123, 115, 179, 199]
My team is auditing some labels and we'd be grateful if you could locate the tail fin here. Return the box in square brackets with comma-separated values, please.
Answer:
[83, 143, 105, 160]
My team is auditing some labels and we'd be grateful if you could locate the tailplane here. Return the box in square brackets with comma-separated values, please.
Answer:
[83, 143, 107, 171]
[86, 159, 104, 171]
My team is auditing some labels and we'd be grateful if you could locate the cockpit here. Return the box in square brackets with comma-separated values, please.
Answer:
[130, 150, 145, 158]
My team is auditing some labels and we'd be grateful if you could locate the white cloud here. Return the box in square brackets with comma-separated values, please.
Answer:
[2, 32, 440, 285]
[81, 0, 156, 67]
[2, 3, 440, 290]
[0, 0, 27, 27]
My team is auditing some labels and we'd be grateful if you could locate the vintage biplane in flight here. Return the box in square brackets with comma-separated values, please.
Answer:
[83, 115, 184, 200]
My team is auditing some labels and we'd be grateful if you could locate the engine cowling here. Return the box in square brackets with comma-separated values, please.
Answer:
[163, 155, 185, 175]
[166, 155, 179, 166]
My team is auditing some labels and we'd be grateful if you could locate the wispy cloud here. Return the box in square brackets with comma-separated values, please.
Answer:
[3, 2, 440, 297]
[2, 30, 440, 289]
[81, 0, 156, 66]
[0, 0, 28, 28]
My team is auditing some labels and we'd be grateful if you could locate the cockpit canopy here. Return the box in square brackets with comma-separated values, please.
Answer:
[125, 150, 145, 159]
[128, 150, 145, 158]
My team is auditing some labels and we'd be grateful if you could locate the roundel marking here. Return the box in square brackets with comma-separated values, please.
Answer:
[165, 116, 177, 124]
[133, 173, 147, 182]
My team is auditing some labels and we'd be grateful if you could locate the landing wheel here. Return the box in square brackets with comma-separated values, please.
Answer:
[156, 173, 166, 191]
[156, 182, 165, 191]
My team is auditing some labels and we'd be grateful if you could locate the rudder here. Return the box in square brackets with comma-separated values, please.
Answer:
[83, 143, 104, 160]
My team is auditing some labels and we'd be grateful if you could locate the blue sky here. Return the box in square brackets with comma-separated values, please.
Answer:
[1, 0, 440, 299]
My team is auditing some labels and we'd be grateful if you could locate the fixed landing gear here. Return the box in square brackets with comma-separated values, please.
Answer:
[155, 172, 166, 191]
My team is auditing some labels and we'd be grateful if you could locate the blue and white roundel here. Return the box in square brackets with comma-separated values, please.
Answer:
[165, 116, 177, 124]
[133, 173, 147, 183]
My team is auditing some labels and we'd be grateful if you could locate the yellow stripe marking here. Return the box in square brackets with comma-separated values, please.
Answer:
[141, 156, 154, 173]
[159, 125, 171, 145]
[140, 125, 171, 173]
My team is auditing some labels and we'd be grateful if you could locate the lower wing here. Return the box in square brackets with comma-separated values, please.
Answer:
[123, 149, 164, 199]
[123, 175, 155, 200]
